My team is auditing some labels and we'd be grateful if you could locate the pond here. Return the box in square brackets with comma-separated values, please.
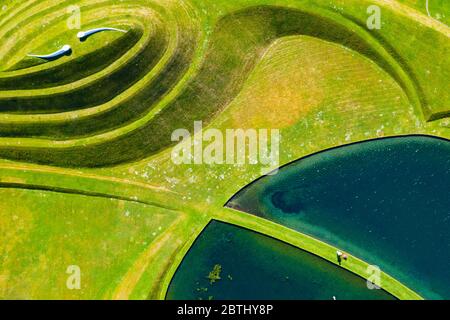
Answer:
[227, 135, 450, 299]
[166, 221, 394, 300]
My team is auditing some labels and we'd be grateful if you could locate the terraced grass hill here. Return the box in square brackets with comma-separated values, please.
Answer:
[0, 0, 448, 299]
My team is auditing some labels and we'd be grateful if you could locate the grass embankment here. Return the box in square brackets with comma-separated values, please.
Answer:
[155, 207, 423, 300]
[343, 0, 450, 120]
[0, 22, 166, 113]
[0, 162, 195, 300]
[0, 0, 125, 70]
[0, 187, 180, 299]
[0, 2, 441, 166]
[0, 27, 143, 90]
[0, 0, 198, 141]
[0, 163, 207, 300]
[122, 2, 449, 298]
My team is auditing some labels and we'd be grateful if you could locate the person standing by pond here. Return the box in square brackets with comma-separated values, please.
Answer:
[336, 251, 343, 265]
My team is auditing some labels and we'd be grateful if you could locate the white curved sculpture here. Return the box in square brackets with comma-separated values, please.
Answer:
[77, 27, 127, 40]
[27, 45, 72, 59]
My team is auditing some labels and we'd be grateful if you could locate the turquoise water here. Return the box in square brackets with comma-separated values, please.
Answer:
[227, 135, 450, 299]
[166, 221, 394, 300]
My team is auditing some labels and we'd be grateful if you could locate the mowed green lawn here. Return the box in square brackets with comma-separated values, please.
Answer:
[398, 0, 450, 25]
[0, 0, 448, 299]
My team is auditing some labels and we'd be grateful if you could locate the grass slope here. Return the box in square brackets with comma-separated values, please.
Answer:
[0, 0, 447, 166]
[0, 0, 449, 300]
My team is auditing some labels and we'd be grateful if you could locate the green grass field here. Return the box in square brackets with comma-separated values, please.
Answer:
[0, 0, 449, 300]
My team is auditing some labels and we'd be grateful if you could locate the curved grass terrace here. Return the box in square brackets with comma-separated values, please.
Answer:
[0, 28, 142, 90]
[166, 220, 396, 300]
[161, 213, 421, 300]
[0, 0, 449, 300]
[0, 1, 448, 166]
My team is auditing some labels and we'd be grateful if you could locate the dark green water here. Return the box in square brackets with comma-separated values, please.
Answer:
[166, 221, 394, 300]
[227, 135, 450, 299]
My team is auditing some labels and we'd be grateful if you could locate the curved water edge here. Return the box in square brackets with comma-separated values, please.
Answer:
[0, 5, 422, 167]
[226, 135, 450, 299]
[166, 220, 395, 300]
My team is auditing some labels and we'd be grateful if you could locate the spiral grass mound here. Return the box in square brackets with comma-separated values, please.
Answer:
[0, 0, 448, 167]
[0, 0, 449, 300]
